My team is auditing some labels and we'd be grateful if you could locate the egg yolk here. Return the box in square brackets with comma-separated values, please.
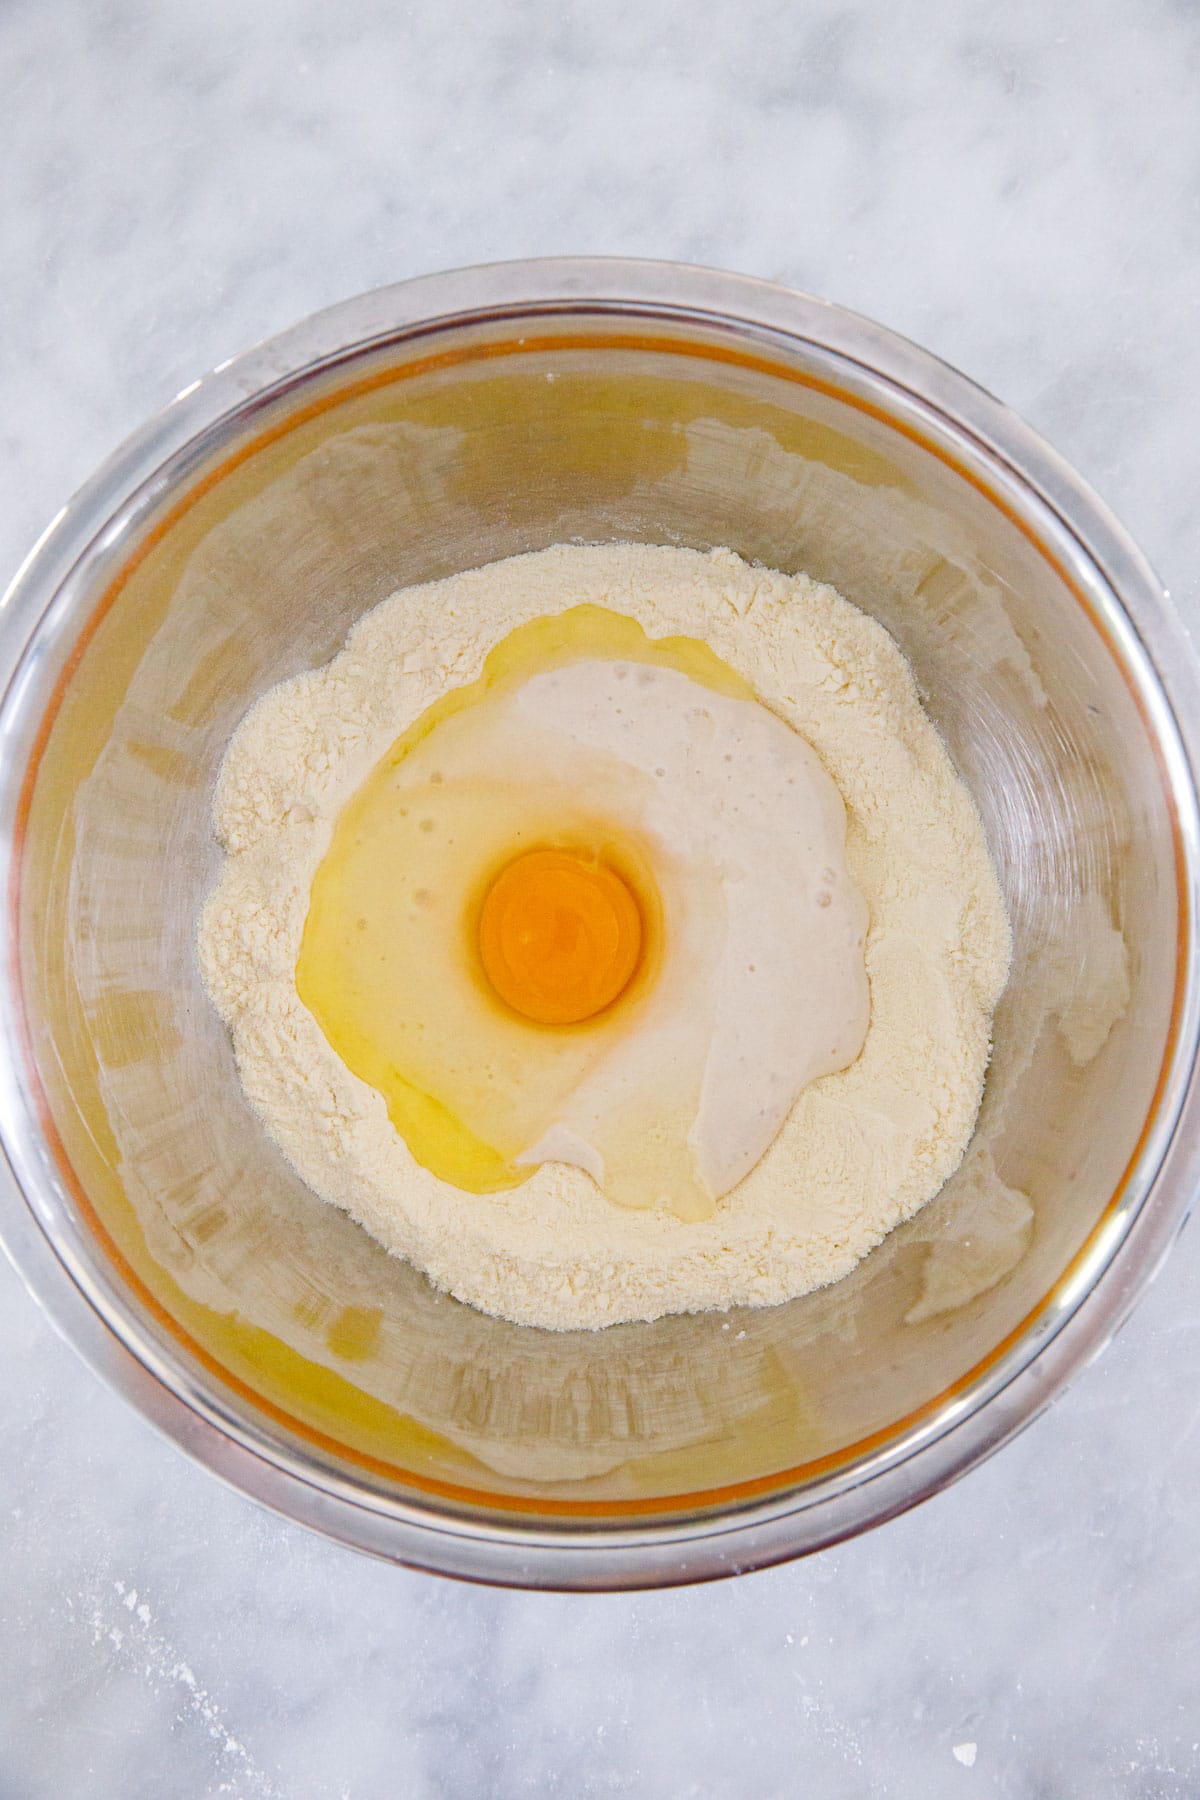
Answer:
[478, 848, 643, 1026]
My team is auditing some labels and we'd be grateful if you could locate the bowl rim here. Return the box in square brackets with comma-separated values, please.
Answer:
[3, 255, 1200, 1590]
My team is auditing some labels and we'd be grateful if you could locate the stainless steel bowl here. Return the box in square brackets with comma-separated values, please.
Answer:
[2, 258, 1198, 1589]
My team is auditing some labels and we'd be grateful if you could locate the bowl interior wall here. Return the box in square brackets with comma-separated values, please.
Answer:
[17, 319, 1178, 1510]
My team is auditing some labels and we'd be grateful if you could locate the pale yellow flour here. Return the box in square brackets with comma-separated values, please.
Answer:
[198, 544, 1011, 1330]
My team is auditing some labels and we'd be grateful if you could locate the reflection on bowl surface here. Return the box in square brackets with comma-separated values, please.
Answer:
[1, 260, 1198, 1588]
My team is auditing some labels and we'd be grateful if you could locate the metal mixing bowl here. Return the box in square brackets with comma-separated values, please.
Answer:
[2, 259, 1199, 1589]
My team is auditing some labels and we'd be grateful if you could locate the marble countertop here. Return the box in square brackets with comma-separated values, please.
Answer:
[5, 1, 1200, 1794]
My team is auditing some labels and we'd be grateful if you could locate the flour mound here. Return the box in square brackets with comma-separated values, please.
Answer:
[198, 545, 1011, 1330]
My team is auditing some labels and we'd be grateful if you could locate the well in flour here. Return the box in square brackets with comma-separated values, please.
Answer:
[198, 543, 1011, 1331]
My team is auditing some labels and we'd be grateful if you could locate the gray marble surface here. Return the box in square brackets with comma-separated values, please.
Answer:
[4, 1, 1200, 1794]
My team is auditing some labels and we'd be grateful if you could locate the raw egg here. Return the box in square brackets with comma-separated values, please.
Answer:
[296, 605, 869, 1221]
